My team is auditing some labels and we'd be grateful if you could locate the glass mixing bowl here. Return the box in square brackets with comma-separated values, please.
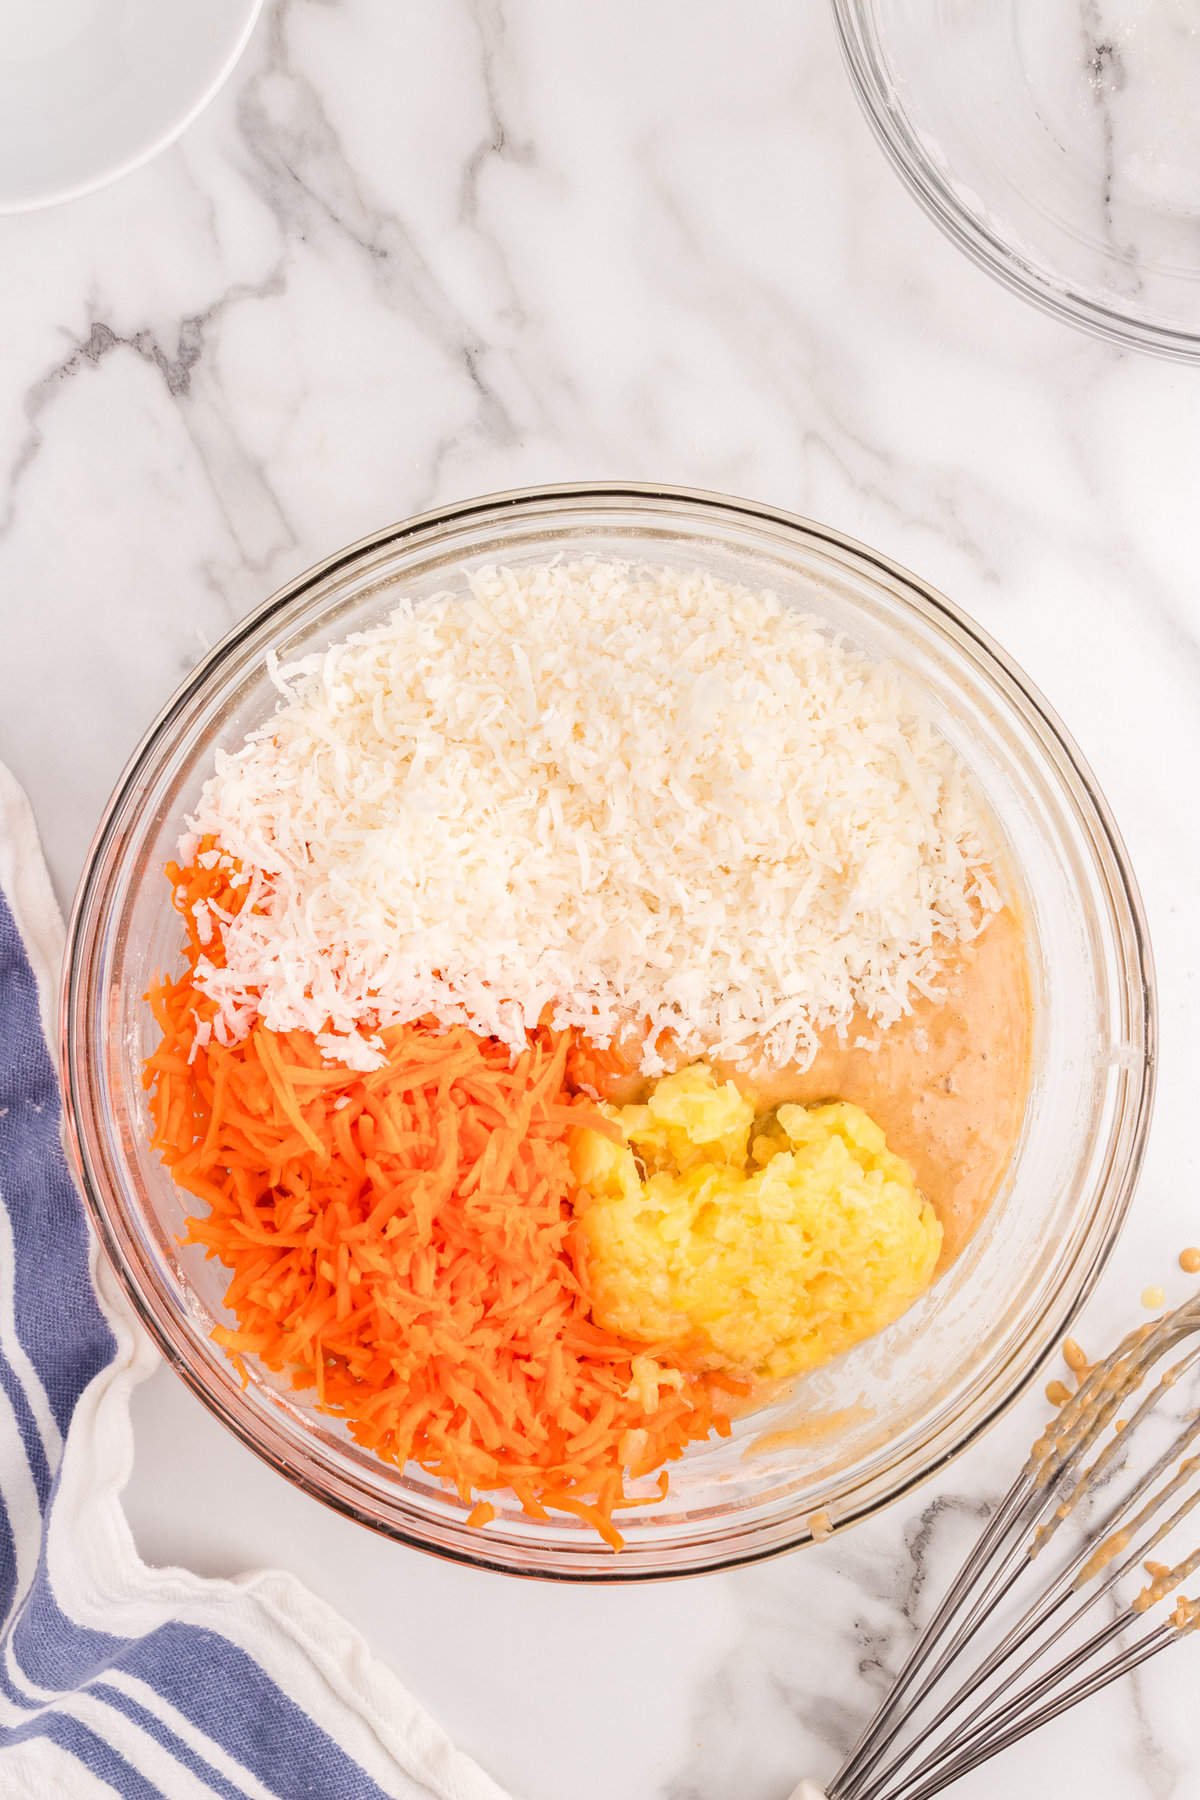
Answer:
[833, 0, 1200, 360]
[61, 484, 1154, 1580]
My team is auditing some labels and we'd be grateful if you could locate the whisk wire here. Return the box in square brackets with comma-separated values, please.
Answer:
[870, 1609, 1130, 1800]
[831, 1483, 1029, 1792]
[823, 1298, 1200, 1800]
[887, 1620, 1179, 1800]
[832, 1480, 1038, 1796]
[904, 1432, 1200, 1788]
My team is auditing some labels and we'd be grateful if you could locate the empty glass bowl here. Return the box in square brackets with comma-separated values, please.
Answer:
[834, 0, 1200, 359]
[61, 485, 1154, 1579]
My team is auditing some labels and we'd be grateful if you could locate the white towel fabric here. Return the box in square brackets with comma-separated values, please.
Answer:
[0, 761, 510, 1800]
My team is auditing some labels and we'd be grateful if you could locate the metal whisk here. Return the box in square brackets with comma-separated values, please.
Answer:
[793, 1294, 1200, 1800]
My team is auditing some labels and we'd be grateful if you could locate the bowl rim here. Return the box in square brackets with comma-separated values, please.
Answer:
[60, 481, 1158, 1580]
[0, 0, 265, 217]
[829, 0, 1200, 364]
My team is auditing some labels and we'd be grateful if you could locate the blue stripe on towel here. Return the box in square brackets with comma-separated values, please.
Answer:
[0, 867, 438, 1798]
[0, 1505, 18, 1640]
[0, 1349, 52, 1508]
[122, 1625, 396, 1800]
[91, 1680, 253, 1800]
[0, 892, 115, 1436]
[5, 1709, 166, 1798]
[8, 1545, 128, 1688]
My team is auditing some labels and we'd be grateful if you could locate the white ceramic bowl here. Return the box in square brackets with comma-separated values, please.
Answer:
[0, 0, 263, 214]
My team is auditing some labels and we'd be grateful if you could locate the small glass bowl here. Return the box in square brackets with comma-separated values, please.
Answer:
[61, 485, 1154, 1580]
[833, 0, 1200, 360]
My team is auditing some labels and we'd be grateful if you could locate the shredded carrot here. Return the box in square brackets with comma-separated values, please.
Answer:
[143, 855, 740, 1548]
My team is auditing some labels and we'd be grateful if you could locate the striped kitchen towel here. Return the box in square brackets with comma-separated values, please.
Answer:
[0, 762, 509, 1800]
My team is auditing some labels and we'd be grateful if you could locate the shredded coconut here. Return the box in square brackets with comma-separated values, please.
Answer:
[184, 560, 999, 1071]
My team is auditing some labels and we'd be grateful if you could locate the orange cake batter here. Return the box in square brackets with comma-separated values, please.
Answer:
[726, 905, 1032, 1264]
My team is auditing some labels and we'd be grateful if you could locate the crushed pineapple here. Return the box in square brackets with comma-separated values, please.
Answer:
[570, 1064, 942, 1382]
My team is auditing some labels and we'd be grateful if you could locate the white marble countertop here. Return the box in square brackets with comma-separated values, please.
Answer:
[3, 3, 1199, 1796]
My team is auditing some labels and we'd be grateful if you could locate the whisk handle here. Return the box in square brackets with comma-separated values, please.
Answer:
[787, 1784, 830, 1800]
